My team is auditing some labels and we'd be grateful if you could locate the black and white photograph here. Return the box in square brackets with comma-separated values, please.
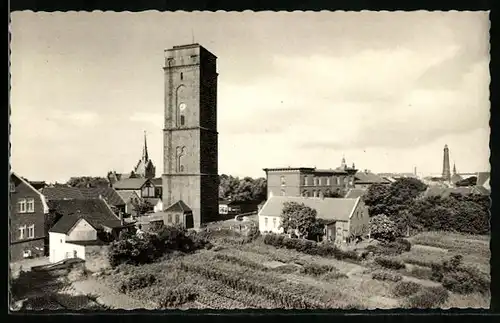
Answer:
[9, 10, 491, 311]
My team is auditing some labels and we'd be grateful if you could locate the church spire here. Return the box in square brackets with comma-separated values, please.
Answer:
[142, 131, 149, 161]
[341, 155, 347, 169]
[453, 162, 457, 175]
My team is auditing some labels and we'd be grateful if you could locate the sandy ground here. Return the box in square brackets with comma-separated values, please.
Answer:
[72, 278, 157, 310]
[10, 257, 50, 278]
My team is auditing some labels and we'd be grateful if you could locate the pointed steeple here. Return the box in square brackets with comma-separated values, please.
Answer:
[142, 130, 149, 162]
[453, 162, 457, 175]
[341, 155, 346, 169]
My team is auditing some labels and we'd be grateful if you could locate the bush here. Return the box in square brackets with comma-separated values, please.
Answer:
[157, 288, 198, 308]
[371, 271, 403, 282]
[430, 255, 490, 294]
[108, 226, 210, 267]
[370, 214, 398, 242]
[406, 286, 449, 308]
[407, 266, 433, 280]
[374, 256, 406, 270]
[300, 263, 338, 276]
[263, 234, 361, 262]
[366, 238, 412, 256]
[322, 271, 349, 280]
[119, 273, 156, 293]
[392, 281, 422, 297]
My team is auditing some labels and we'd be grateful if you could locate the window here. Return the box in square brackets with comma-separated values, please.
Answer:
[175, 214, 180, 224]
[180, 115, 185, 126]
[280, 176, 286, 186]
[281, 188, 286, 196]
[27, 225, 35, 239]
[326, 177, 331, 186]
[10, 182, 15, 193]
[336, 177, 340, 186]
[273, 218, 277, 228]
[168, 214, 172, 223]
[17, 199, 26, 213]
[19, 225, 26, 240]
[313, 190, 317, 198]
[176, 146, 186, 172]
[318, 178, 322, 186]
[26, 198, 35, 213]
[264, 217, 268, 227]
[180, 72, 184, 80]
[304, 177, 309, 186]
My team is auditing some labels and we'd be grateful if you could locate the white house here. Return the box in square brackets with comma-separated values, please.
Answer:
[47, 199, 131, 263]
[258, 195, 370, 244]
[49, 218, 97, 263]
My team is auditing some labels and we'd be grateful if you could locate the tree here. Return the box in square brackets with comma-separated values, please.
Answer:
[66, 176, 110, 188]
[364, 183, 391, 216]
[218, 174, 267, 202]
[131, 199, 154, 217]
[280, 202, 318, 239]
[370, 214, 398, 242]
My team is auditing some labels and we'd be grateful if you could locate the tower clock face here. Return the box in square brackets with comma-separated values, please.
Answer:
[179, 103, 187, 111]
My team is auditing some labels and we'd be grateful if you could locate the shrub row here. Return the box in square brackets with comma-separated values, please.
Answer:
[374, 256, 406, 270]
[213, 254, 267, 271]
[118, 273, 156, 293]
[392, 281, 422, 298]
[431, 255, 490, 294]
[263, 234, 360, 262]
[179, 262, 324, 309]
[365, 238, 412, 256]
[406, 286, 449, 308]
[371, 271, 403, 282]
[108, 226, 212, 267]
[157, 288, 198, 308]
[300, 263, 338, 276]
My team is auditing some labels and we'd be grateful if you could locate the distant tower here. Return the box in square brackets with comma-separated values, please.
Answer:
[163, 44, 219, 229]
[341, 155, 347, 169]
[442, 144, 451, 182]
[453, 162, 457, 175]
[133, 131, 156, 179]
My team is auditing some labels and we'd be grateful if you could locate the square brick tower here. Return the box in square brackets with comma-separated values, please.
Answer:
[162, 44, 219, 229]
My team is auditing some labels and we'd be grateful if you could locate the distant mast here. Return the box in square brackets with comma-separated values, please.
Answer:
[442, 144, 451, 182]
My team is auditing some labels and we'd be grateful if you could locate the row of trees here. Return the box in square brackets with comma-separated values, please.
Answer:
[60, 175, 267, 204]
[364, 178, 490, 237]
[218, 175, 267, 202]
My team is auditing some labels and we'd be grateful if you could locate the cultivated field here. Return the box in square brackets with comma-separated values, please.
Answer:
[87, 229, 490, 310]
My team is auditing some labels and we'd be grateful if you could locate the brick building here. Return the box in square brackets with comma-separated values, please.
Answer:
[162, 44, 219, 229]
[10, 173, 50, 261]
[263, 158, 358, 199]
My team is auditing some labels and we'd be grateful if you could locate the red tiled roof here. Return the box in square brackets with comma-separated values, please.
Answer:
[48, 199, 122, 233]
[259, 196, 359, 222]
[354, 172, 390, 184]
[165, 200, 191, 213]
[41, 187, 85, 200]
[113, 178, 149, 190]
[79, 187, 125, 206]
[345, 188, 367, 199]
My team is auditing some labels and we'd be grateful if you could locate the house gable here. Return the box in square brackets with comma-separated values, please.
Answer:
[12, 172, 49, 214]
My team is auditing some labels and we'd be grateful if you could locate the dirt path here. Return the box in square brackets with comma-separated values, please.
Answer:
[72, 278, 157, 310]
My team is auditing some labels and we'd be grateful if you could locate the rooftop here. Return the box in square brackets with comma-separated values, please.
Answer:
[259, 195, 360, 222]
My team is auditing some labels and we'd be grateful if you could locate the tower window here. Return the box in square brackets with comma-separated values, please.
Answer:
[180, 72, 183, 80]
[180, 115, 185, 126]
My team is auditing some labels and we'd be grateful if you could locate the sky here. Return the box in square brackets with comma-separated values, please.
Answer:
[10, 11, 491, 183]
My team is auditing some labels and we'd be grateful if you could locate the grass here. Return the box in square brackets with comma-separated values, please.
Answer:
[89, 231, 489, 309]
